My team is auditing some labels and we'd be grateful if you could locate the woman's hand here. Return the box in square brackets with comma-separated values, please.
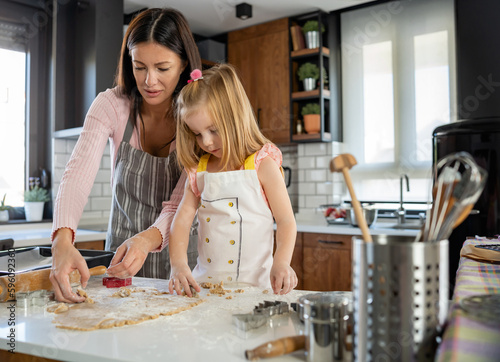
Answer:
[50, 228, 89, 303]
[107, 228, 162, 278]
[168, 263, 200, 297]
[270, 261, 298, 295]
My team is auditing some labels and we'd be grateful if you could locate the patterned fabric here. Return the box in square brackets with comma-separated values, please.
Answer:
[436, 237, 500, 362]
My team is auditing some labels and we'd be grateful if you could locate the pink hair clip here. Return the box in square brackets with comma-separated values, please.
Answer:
[187, 69, 203, 83]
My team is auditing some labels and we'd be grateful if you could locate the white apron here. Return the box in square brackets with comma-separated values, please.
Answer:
[192, 152, 274, 288]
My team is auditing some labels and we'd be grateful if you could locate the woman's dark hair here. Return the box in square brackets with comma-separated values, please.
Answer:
[115, 8, 201, 104]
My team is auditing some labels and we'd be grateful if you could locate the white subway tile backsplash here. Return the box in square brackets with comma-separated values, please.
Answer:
[306, 169, 327, 182]
[316, 182, 334, 195]
[304, 143, 330, 156]
[299, 182, 316, 195]
[315, 155, 331, 169]
[305, 195, 329, 209]
[90, 183, 102, 197]
[297, 156, 316, 169]
[66, 140, 77, 154]
[91, 197, 113, 211]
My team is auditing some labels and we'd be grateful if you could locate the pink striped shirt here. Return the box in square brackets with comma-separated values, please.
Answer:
[51, 87, 183, 252]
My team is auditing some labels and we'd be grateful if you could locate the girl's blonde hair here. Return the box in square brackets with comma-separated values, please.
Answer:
[176, 63, 271, 171]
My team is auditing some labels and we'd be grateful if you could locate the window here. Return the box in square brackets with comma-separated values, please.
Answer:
[341, 0, 456, 201]
[0, 48, 26, 206]
[0, 2, 52, 209]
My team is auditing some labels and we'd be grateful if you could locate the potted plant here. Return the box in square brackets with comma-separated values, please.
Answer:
[0, 194, 11, 222]
[24, 185, 50, 222]
[301, 103, 321, 134]
[297, 62, 320, 91]
[302, 20, 325, 49]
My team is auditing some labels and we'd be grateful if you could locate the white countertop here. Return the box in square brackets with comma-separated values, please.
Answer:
[0, 277, 312, 362]
[294, 214, 420, 237]
[0, 222, 107, 248]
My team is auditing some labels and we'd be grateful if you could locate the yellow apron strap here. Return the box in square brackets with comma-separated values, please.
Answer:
[197, 154, 211, 172]
[244, 152, 257, 170]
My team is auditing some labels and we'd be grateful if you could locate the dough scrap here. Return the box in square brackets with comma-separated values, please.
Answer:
[47, 303, 69, 314]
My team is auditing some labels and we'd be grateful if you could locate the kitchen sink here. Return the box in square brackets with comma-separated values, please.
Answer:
[385, 222, 423, 230]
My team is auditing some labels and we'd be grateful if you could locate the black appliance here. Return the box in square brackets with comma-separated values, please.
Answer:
[433, 118, 500, 295]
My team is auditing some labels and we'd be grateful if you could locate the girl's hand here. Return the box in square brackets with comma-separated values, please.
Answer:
[169, 263, 200, 297]
[270, 261, 298, 295]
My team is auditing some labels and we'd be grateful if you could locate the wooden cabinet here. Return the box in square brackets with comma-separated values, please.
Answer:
[75, 240, 105, 251]
[298, 232, 352, 291]
[228, 18, 290, 144]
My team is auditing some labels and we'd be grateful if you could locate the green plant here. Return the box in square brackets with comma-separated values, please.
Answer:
[301, 103, 321, 116]
[297, 62, 320, 81]
[0, 194, 11, 211]
[302, 20, 325, 34]
[24, 186, 50, 202]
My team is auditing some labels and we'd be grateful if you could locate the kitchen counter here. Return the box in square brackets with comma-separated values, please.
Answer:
[0, 277, 312, 362]
[294, 213, 420, 237]
[0, 222, 107, 248]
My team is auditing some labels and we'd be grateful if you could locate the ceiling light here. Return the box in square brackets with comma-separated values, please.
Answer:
[236, 3, 252, 20]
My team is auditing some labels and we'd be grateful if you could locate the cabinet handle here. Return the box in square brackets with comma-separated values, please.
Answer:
[318, 239, 344, 245]
[257, 108, 261, 126]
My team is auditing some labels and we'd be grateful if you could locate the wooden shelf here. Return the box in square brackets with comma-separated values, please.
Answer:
[291, 47, 330, 58]
[292, 132, 332, 142]
[292, 89, 330, 100]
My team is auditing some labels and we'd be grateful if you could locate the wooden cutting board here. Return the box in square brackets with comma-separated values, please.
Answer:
[48, 278, 204, 331]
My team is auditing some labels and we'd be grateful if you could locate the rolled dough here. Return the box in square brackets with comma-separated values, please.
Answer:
[48, 282, 204, 331]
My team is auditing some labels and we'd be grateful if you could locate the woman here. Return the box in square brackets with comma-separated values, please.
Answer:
[50, 8, 200, 303]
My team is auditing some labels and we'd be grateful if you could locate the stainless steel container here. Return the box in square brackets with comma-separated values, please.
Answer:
[345, 206, 378, 227]
[303, 78, 316, 91]
[305, 31, 320, 49]
[300, 291, 353, 362]
[352, 235, 449, 362]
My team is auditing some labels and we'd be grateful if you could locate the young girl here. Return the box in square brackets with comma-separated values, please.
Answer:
[169, 64, 297, 296]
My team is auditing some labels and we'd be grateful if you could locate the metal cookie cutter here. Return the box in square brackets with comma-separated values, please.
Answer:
[232, 314, 268, 332]
[233, 301, 290, 331]
[254, 300, 289, 316]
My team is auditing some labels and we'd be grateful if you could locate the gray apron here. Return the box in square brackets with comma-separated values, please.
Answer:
[106, 113, 198, 279]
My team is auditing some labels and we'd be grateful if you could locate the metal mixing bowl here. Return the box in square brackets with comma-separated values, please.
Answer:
[345, 205, 378, 227]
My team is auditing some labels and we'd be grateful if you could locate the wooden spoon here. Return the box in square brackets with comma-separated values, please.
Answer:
[330, 154, 372, 243]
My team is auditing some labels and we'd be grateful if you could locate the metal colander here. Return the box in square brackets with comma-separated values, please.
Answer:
[352, 235, 449, 362]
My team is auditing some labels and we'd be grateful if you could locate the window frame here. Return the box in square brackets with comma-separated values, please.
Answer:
[1, 0, 52, 193]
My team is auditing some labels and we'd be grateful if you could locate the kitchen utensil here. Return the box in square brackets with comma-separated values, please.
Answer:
[417, 152, 487, 242]
[330, 154, 372, 242]
[352, 235, 448, 362]
[345, 204, 377, 227]
[434, 153, 487, 242]
[0, 265, 107, 301]
[300, 291, 353, 362]
[233, 300, 290, 331]
[245, 335, 306, 360]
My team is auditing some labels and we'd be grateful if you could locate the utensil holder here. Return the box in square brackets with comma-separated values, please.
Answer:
[352, 235, 449, 362]
[300, 291, 353, 362]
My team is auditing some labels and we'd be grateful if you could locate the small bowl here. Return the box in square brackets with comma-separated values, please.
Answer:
[345, 205, 378, 227]
[319, 204, 348, 225]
